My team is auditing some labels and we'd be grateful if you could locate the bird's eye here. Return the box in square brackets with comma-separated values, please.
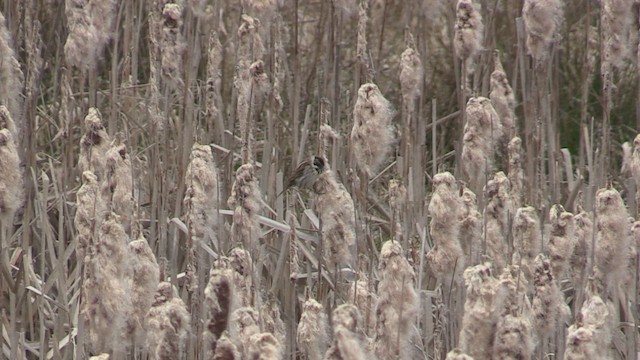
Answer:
[313, 157, 325, 171]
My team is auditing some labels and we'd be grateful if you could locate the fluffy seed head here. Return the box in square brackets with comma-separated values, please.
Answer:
[351, 83, 396, 177]
[523, 0, 563, 64]
[461, 97, 503, 193]
[296, 299, 329, 360]
[313, 167, 355, 267]
[454, 0, 484, 60]
[399, 46, 423, 104]
[0, 128, 22, 222]
[594, 186, 630, 294]
[546, 204, 576, 279]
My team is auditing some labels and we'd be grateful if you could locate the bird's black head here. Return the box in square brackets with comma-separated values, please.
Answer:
[312, 156, 325, 173]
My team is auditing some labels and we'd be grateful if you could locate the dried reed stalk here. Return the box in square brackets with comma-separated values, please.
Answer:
[507, 137, 524, 209]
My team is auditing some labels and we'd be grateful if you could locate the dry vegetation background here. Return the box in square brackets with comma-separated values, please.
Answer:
[2, 0, 640, 359]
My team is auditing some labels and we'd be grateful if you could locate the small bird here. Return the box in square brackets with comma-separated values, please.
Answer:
[278, 156, 326, 197]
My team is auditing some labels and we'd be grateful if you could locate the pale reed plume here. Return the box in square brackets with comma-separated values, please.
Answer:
[146, 282, 192, 360]
[492, 266, 534, 360]
[241, 0, 277, 19]
[512, 206, 541, 285]
[204, 268, 235, 357]
[297, 299, 329, 360]
[483, 172, 512, 272]
[490, 51, 516, 141]
[324, 304, 368, 360]
[446, 349, 474, 359]
[64, 0, 99, 70]
[594, 185, 630, 295]
[82, 213, 133, 353]
[356, 1, 370, 73]
[247, 333, 282, 360]
[622, 134, 640, 211]
[212, 336, 240, 360]
[601, 0, 634, 69]
[227, 164, 263, 250]
[0, 13, 23, 123]
[399, 43, 423, 106]
[78, 107, 111, 180]
[0, 106, 16, 138]
[229, 306, 260, 357]
[159, 2, 186, 87]
[461, 97, 503, 194]
[454, 0, 483, 61]
[426, 172, 465, 283]
[75, 171, 102, 260]
[569, 209, 593, 293]
[454, 0, 483, 82]
[531, 254, 570, 338]
[351, 83, 395, 177]
[214, 248, 253, 307]
[235, 15, 269, 162]
[206, 30, 224, 137]
[184, 143, 219, 249]
[459, 185, 482, 265]
[0, 128, 23, 224]
[128, 235, 160, 346]
[101, 143, 137, 237]
[374, 241, 418, 360]
[459, 263, 499, 359]
[347, 274, 377, 336]
[546, 204, 576, 280]
[522, 0, 563, 65]
[313, 166, 355, 268]
[565, 287, 615, 359]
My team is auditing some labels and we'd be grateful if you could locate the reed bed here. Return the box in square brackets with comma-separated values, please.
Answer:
[1, 1, 640, 359]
